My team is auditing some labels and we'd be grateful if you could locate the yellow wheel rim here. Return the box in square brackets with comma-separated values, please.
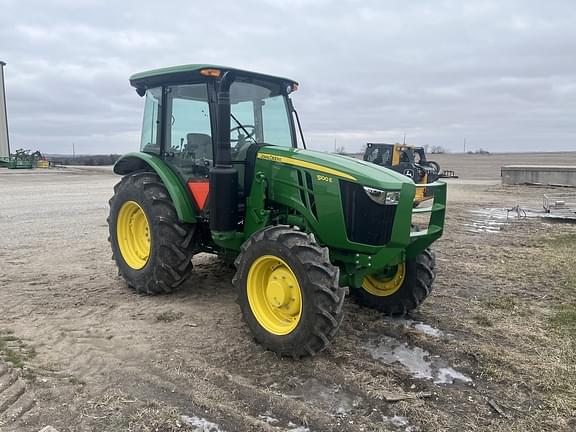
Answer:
[247, 255, 302, 335]
[362, 263, 406, 297]
[116, 201, 151, 270]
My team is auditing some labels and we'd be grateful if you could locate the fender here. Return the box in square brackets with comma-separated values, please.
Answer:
[113, 152, 197, 223]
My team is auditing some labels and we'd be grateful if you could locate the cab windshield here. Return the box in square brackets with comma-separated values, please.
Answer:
[229, 80, 294, 148]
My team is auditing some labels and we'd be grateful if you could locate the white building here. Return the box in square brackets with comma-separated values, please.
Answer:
[0, 61, 10, 161]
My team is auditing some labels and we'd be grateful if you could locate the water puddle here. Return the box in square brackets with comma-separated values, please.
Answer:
[465, 208, 509, 233]
[384, 317, 447, 338]
[412, 322, 444, 338]
[364, 336, 472, 385]
[465, 206, 573, 234]
[179, 415, 224, 432]
[260, 378, 360, 430]
[285, 377, 362, 416]
[435, 367, 471, 384]
[399, 319, 445, 338]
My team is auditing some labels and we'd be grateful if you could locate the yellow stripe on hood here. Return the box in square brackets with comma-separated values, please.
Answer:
[257, 153, 356, 181]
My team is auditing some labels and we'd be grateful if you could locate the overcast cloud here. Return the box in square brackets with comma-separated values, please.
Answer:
[1, 0, 575, 154]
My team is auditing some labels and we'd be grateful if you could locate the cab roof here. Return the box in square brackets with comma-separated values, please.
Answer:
[129, 64, 298, 92]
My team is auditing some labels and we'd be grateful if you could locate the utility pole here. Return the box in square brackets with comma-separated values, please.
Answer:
[463, 137, 466, 154]
[72, 143, 75, 159]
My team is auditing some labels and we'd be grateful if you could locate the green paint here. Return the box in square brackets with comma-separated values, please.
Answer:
[113, 146, 446, 289]
[240, 147, 446, 287]
[114, 152, 197, 223]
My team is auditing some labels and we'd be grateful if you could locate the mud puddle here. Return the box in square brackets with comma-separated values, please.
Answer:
[411, 322, 444, 338]
[364, 336, 472, 385]
[284, 377, 363, 417]
[385, 318, 447, 338]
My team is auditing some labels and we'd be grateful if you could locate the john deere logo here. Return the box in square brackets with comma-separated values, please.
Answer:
[258, 153, 283, 162]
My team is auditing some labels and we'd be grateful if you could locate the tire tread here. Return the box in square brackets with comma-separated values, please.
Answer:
[108, 172, 195, 295]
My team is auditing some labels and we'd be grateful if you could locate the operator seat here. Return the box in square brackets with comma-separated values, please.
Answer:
[373, 149, 383, 165]
[231, 140, 255, 196]
[185, 133, 212, 160]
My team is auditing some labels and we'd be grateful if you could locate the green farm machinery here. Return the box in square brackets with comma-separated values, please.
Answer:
[108, 65, 446, 357]
[7, 149, 38, 169]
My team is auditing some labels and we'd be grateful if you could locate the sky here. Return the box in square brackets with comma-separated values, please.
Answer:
[1, 0, 575, 155]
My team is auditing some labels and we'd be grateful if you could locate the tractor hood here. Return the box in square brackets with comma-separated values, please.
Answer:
[258, 146, 413, 190]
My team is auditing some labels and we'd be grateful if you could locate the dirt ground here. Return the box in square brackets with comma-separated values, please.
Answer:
[0, 153, 575, 432]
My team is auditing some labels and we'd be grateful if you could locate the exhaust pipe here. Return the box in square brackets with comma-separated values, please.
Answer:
[209, 71, 238, 233]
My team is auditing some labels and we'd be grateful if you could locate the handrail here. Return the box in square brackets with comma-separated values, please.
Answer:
[415, 181, 446, 188]
[413, 203, 445, 214]
[409, 181, 446, 247]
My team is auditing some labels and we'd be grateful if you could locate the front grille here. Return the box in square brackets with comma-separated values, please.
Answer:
[339, 181, 396, 246]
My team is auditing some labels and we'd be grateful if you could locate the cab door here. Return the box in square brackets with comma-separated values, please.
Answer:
[163, 83, 214, 211]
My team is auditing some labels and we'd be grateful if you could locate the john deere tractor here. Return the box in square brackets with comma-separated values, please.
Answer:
[108, 65, 446, 358]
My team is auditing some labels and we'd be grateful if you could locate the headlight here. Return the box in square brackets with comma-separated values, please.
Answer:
[385, 191, 400, 205]
[363, 187, 399, 205]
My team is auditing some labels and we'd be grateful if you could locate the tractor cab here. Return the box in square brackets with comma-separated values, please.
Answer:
[363, 143, 441, 204]
[123, 65, 299, 215]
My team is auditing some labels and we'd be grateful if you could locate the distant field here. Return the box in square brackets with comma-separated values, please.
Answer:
[430, 152, 576, 180]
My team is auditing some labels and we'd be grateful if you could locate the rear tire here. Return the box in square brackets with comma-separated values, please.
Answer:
[233, 226, 346, 358]
[354, 249, 436, 315]
[108, 172, 195, 294]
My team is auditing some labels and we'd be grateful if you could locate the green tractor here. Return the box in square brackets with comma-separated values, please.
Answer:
[108, 64, 446, 358]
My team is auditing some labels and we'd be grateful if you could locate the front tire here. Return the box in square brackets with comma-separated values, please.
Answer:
[354, 249, 436, 315]
[108, 172, 195, 294]
[233, 226, 346, 358]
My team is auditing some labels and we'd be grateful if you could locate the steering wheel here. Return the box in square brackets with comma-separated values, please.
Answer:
[230, 125, 256, 143]
[426, 160, 441, 174]
[414, 164, 426, 178]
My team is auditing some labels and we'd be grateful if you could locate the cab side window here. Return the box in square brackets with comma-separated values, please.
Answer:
[164, 84, 212, 179]
[140, 87, 162, 154]
[261, 95, 292, 147]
